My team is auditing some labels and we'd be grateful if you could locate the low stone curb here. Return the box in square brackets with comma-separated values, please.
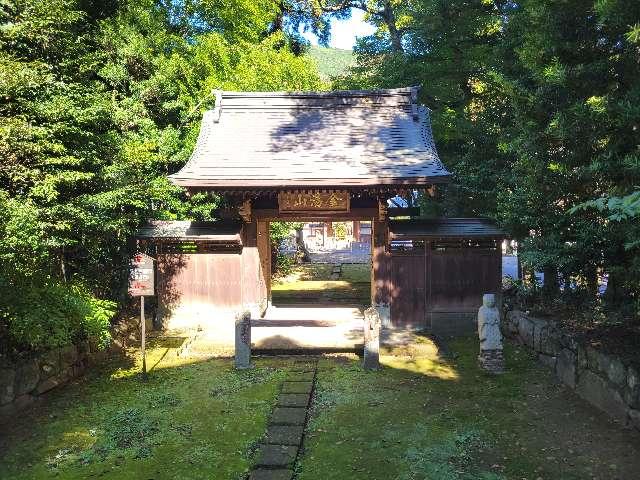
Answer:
[249, 361, 318, 480]
[503, 310, 640, 431]
[1, 343, 93, 420]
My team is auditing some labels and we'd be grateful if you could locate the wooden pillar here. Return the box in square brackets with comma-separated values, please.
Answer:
[241, 219, 267, 317]
[371, 218, 391, 327]
[353, 221, 360, 242]
[257, 220, 271, 305]
[325, 222, 335, 248]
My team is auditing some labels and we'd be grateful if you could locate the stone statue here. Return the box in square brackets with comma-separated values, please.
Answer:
[477, 294, 504, 374]
[478, 294, 502, 350]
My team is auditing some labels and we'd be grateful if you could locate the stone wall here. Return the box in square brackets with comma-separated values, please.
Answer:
[503, 310, 640, 431]
[0, 342, 92, 420]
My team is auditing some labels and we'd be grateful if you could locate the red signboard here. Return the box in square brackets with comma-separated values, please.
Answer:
[129, 253, 155, 296]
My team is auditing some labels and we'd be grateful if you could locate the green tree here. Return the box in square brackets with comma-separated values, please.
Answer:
[0, 0, 323, 352]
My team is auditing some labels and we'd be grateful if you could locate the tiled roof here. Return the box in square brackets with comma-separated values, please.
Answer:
[169, 88, 450, 189]
[389, 218, 505, 239]
[136, 221, 242, 242]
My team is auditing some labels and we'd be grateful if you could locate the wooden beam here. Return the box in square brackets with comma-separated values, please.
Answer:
[388, 207, 420, 217]
[253, 208, 378, 221]
[227, 206, 417, 221]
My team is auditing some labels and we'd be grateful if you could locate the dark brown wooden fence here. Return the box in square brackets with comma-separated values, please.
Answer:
[157, 253, 243, 314]
[389, 241, 501, 334]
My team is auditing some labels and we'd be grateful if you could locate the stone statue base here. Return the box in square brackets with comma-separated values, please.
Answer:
[478, 349, 504, 374]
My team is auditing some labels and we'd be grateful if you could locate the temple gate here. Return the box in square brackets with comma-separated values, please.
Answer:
[137, 88, 503, 338]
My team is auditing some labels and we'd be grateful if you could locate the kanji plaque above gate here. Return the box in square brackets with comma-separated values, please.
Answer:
[278, 190, 350, 213]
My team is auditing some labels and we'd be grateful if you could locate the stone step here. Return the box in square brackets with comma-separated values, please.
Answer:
[255, 444, 298, 468]
[248, 360, 318, 480]
[270, 407, 307, 426]
[277, 393, 310, 408]
[249, 469, 293, 480]
[286, 371, 315, 382]
[265, 425, 304, 446]
[281, 381, 313, 394]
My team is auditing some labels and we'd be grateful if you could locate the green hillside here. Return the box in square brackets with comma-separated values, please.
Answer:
[307, 45, 355, 79]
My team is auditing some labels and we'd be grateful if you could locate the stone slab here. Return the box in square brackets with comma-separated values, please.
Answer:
[576, 370, 628, 423]
[538, 353, 557, 370]
[556, 348, 576, 388]
[15, 360, 39, 397]
[35, 376, 61, 395]
[517, 314, 535, 348]
[281, 381, 313, 394]
[628, 409, 640, 431]
[271, 407, 307, 426]
[249, 469, 293, 480]
[277, 393, 310, 408]
[256, 444, 298, 468]
[291, 363, 316, 372]
[265, 425, 304, 446]
[0, 368, 15, 405]
[286, 371, 314, 382]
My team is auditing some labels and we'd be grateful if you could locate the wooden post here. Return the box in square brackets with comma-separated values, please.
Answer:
[141, 296, 147, 377]
[371, 218, 391, 327]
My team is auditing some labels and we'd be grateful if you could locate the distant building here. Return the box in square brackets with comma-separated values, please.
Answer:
[302, 221, 371, 251]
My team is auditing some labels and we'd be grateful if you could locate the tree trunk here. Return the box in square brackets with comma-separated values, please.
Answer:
[60, 248, 67, 283]
[604, 268, 627, 305]
[381, 1, 403, 53]
[585, 266, 598, 299]
[270, 4, 284, 34]
[295, 227, 310, 263]
[542, 265, 559, 297]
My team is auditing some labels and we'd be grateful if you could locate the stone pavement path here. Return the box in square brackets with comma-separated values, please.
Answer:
[309, 250, 370, 264]
[329, 263, 342, 280]
[249, 361, 318, 480]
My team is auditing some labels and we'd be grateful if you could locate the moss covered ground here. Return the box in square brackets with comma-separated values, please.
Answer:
[2, 336, 639, 479]
[0, 346, 288, 480]
[272, 263, 370, 305]
[301, 339, 640, 480]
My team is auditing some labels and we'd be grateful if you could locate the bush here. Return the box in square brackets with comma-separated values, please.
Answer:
[0, 278, 115, 354]
[0, 191, 115, 354]
[275, 253, 297, 277]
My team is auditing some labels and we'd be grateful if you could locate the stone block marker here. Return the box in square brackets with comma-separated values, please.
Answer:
[363, 307, 381, 370]
[234, 310, 252, 369]
[250, 361, 318, 480]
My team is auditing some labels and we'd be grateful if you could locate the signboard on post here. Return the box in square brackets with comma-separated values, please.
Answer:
[129, 253, 154, 296]
[129, 253, 155, 378]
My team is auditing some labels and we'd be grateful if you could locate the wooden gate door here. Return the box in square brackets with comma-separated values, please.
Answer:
[390, 248, 427, 328]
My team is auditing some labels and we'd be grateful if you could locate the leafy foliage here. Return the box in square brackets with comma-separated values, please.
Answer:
[307, 45, 355, 79]
[270, 221, 304, 276]
[342, 0, 640, 320]
[0, 0, 322, 353]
